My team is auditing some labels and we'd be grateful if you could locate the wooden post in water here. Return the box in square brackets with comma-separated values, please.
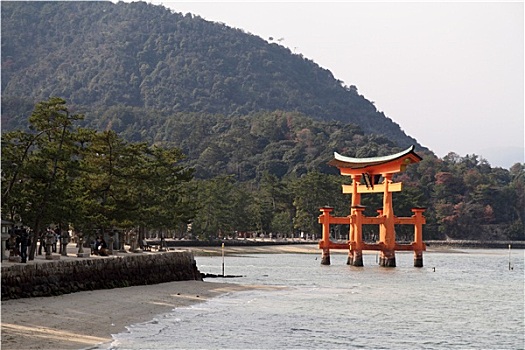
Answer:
[379, 173, 396, 267]
[221, 242, 225, 277]
[350, 205, 365, 266]
[347, 175, 361, 265]
[508, 244, 512, 270]
[318, 206, 333, 265]
[412, 208, 426, 267]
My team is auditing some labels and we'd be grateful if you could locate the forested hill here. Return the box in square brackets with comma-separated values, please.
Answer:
[1, 1, 420, 149]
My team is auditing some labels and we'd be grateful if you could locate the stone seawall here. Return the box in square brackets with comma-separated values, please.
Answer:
[1, 251, 202, 301]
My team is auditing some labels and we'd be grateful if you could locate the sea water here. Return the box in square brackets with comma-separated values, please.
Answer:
[102, 249, 524, 349]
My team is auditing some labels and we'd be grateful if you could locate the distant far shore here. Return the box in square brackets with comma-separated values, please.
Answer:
[149, 238, 525, 252]
[424, 240, 525, 249]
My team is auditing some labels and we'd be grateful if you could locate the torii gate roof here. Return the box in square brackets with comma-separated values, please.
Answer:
[328, 145, 422, 171]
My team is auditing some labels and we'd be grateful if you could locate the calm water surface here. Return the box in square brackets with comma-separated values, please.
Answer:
[103, 249, 524, 349]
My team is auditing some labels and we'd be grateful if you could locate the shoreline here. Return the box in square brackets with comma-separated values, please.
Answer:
[151, 239, 525, 251]
[1, 280, 263, 350]
[180, 242, 512, 257]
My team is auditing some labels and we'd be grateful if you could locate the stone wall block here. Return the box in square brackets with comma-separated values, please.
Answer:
[1, 251, 201, 300]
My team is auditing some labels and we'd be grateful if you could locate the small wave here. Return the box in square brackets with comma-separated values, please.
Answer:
[290, 327, 313, 332]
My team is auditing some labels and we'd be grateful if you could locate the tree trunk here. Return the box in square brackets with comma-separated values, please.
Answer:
[28, 219, 42, 261]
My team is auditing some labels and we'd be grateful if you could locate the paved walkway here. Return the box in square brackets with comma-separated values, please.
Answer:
[1, 244, 158, 267]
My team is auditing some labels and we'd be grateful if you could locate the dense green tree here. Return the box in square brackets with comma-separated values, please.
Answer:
[77, 130, 137, 236]
[1, 98, 84, 259]
[271, 211, 295, 238]
[191, 176, 238, 239]
[75, 131, 196, 242]
[291, 172, 348, 237]
[137, 146, 196, 231]
[2, 99, 197, 253]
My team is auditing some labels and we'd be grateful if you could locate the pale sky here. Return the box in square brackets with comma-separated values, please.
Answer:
[143, 1, 524, 168]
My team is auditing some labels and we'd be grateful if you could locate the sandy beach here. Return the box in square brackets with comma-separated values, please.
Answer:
[0, 244, 312, 350]
[1, 280, 262, 350]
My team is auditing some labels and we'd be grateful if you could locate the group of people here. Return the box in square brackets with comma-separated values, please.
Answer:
[6, 227, 113, 261]
[6, 227, 73, 262]
[37, 228, 60, 255]
[6, 227, 31, 263]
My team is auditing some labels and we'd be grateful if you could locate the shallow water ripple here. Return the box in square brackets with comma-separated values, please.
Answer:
[105, 250, 524, 350]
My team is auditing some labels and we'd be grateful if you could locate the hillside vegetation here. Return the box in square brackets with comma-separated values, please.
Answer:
[1, 1, 418, 148]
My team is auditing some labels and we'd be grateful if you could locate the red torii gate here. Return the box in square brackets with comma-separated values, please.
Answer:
[318, 145, 426, 267]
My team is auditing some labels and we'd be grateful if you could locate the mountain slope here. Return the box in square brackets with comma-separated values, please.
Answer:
[1, 1, 422, 150]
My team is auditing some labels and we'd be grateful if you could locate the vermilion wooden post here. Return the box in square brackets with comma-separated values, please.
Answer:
[412, 208, 426, 267]
[318, 206, 333, 265]
[379, 173, 396, 267]
[350, 205, 365, 266]
[347, 174, 361, 265]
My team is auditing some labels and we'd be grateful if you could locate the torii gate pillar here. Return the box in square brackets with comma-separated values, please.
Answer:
[412, 207, 426, 267]
[379, 173, 396, 267]
[319, 206, 333, 265]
